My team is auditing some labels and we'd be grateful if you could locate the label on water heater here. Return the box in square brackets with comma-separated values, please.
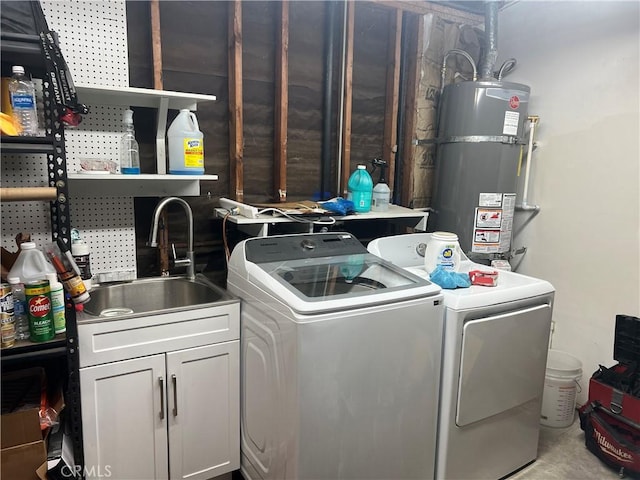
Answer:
[472, 193, 516, 254]
[503, 111, 520, 135]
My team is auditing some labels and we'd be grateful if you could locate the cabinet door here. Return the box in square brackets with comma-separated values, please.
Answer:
[167, 341, 240, 480]
[80, 354, 169, 480]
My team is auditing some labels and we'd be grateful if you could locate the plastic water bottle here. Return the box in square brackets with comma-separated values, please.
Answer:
[7, 278, 30, 341]
[120, 109, 140, 174]
[168, 109, 204, 175]
[347, 165, 373, 213]
[8, 66, 38, 136]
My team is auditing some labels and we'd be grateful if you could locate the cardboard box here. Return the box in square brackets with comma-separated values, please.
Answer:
[1, 368, 45, 449]
[1, 367, 61, 480]
[1, 440, 46, 480]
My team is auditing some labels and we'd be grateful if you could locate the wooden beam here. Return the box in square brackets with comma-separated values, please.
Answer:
[150, 0, 163, 90]
[370, 0, 483, 23]
[400, 13, 424, 206]
[383, 8, 402, 198]
[0, 187, 57, 202]
[150, 0, 169, 276]
[340, 0, 355, 197]
[229, 0, 244, 201]
[274, 1, 289, 203]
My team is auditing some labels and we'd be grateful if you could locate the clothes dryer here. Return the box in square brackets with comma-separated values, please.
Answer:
[368, 233, 555, 480]
[227, 232, 444, 480]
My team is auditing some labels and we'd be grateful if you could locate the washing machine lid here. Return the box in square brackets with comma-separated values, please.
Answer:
[233, 233, 441, 314]
[368, 233, 554, 310]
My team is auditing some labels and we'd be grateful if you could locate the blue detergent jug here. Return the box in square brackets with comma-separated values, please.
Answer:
[347, 165, 373, 213]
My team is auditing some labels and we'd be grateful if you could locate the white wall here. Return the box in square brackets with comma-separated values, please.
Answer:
[499, 1, 640, 403]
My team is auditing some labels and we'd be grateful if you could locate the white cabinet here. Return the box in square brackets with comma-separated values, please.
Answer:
[167, 342, 240, 480]
[80, 354, 169, 480]
[79, 301, 240, 480]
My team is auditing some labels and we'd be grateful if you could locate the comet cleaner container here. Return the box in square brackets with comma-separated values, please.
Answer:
[168, 109, 205, 175]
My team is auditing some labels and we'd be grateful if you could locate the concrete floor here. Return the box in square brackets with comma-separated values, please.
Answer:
[509, 413, 622, 479]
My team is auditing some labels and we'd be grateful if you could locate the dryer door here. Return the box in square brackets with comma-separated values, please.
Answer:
[456, 303, 552, 427]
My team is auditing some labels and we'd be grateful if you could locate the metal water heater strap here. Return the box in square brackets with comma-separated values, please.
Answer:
[441, 135, 526, 145]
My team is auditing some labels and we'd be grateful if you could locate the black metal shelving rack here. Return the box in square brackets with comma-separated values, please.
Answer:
[1, 31, 84, 475]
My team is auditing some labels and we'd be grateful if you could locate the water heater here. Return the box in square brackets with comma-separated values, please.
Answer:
[429, 80, 530, 258]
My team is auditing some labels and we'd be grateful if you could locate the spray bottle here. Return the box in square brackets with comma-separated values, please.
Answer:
[120, 109, 140, 174]
[371, 158, 390, 212]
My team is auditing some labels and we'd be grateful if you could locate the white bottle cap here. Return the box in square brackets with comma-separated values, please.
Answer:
[20, 242, 36, 250]
[357, 165, 366, 170]
[71, 241, 90, 256]
[12, 66, 25, 75]
[122, 109, 134, 124]
[46, 272, 61, 287]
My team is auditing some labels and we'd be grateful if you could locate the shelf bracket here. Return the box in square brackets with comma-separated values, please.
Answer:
[156, 96, 169, 174]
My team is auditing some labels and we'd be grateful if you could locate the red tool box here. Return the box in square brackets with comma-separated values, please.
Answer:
[579, 315, 640, 478]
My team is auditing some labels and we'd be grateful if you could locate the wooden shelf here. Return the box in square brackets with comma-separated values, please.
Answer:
[68, 173, 219, 197]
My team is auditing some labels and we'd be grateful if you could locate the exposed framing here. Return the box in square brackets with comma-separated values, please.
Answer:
[339, 0, 355, 196]
[274, 0, 289, 202]
[150, 0, 169, 274]
[229, 0, 244, 201]
[383, 8, 402, 197]
[400, 13, 424, 206]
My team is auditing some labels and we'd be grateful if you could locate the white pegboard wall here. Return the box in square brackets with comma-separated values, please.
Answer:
[42, 0, 135, 277]
[41, 0, 129, 88]
[69, 196, 136, 275]
[65, 105, 126, 174]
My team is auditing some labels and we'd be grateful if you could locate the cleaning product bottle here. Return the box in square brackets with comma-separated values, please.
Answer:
[168, 109, 204, 175]
[119, 109, 140, 174]
[347, 165, 373, 213]
[46, 273, 66, 334]
[44, 244, 90, 305]
[371, 158, 391, 212]
[71, 229, 92, 290]
[7, 242, 56, 284]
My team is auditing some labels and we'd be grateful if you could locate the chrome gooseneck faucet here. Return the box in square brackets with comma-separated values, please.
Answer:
[148, 197, 195, 280]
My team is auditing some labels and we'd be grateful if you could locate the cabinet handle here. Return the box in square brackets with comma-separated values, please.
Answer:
[172, 374, 178, 416]
[159, 376, 165, 420]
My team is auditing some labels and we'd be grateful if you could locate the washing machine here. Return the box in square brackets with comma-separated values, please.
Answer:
[368, 233, 555, 480]
[227, 232, 444, 480]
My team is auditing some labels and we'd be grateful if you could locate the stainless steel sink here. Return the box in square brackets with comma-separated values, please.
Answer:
[83, 275, 229, 318]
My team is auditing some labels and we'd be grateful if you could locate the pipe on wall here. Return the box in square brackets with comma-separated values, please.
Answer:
[393, 12, 409, 205]
[478, 1, 499, 80]
[320, 1, 337, 200]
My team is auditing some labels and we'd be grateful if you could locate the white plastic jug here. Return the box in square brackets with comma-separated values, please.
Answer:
[7, 242, 56, 284]
[168, 109, 204, 175]
[424, 231, 461, 274]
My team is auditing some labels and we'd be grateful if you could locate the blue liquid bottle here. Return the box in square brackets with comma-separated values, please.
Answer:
[347, 165, 373, 213]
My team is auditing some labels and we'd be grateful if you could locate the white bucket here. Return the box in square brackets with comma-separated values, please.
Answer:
[540, 349, 582, 428]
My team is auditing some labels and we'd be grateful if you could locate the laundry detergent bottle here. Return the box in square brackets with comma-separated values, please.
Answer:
[347, 165, 373, 213]
[168, 109, 204, 175]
